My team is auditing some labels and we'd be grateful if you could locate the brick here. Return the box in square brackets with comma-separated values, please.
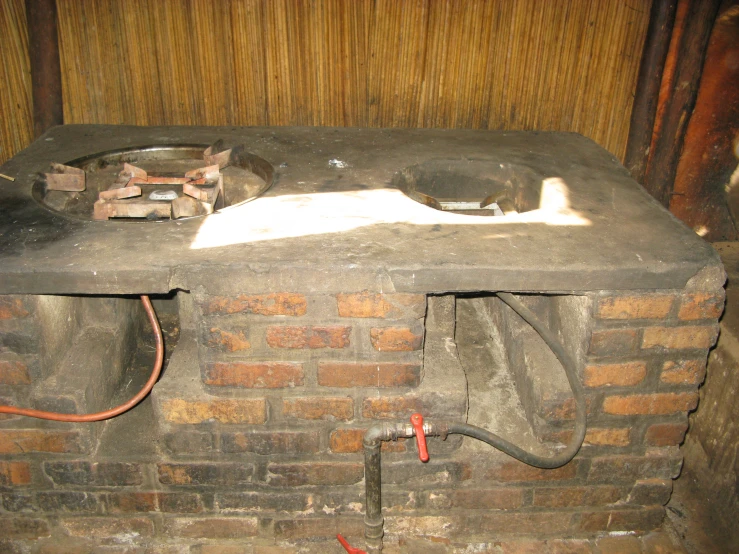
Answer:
[158, 463, 254, 486]
[221, 430, 320, 454]
[267, 462, 364, 486]
[0, 297, 30, 319]
[217, 491, 311, 513]
[370, 327, 422, 351]
[660, 359, 706, 385]
[282, 396, 354, 420]
[642, 325, 718, 349]
[496, 539, 591, 554]
[206, 328, 250, 352]
[274, 517, 364, 540]
[588, 328, 638, 356]
[203, 293, 307, 316]
[204, 362, 303, 388]
[487, 460, 579, 482]
[0, 359, 31, 385]
[596, 535, 642, 554]
[602, 392, 699, 415]
[164, 431, 216, 454]
[0, 430, 82, 454]
[627, 479, 672, 506]
[386, 515, 460, 537]
[425, 488, 524, 510]
[0, 461, 31, 486]
[35, 491, 98, 513]
[266, 325, 350, 348]
[160, 398, 266, 424]
[547, 427, 631, 447]
[164, 517, 258, 539]
[362, 396, 423, 419]
[597, 294, 675, 320]
[641, 530, 686, 552]
[329, 428, 406, 453]
[62, 517, 154, 539]
[470, 512, 572, 536]
[44, 461, 142, 486]
[0, 518, 50, 539]
[105, 492, 203, 513]
[678, 292, 725, 320]
[336, 291, 425, 319]
[318, 362, 421, 388]
[533, 485, 622, 507]
[383, 460, 471, 485]
[645, 422, 689, 446]
[583, 361, 646, 387]
[196, 546, 255, 554]
[577, 507, 665, 532]
[588, 455, 682, 483]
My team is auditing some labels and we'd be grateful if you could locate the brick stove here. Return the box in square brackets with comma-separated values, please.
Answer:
[0, 125, 726, 552]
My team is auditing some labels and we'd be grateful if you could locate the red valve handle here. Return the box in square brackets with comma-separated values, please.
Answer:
[410, 412, 429, 462]
[337, 533, 367, 554]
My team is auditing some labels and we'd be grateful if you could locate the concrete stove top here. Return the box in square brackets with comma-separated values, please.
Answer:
[0, 125, 719, 295]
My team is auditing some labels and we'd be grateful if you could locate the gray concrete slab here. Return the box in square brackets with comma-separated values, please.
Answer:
[0, 125, 720, 294]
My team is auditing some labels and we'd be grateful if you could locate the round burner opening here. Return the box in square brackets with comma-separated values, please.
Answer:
[394, 159, 543, 216]
[32, 143, 274, 222]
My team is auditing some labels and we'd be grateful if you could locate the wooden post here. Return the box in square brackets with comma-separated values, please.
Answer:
[26, 0, 63, 138]
[624, 0, 678, 184]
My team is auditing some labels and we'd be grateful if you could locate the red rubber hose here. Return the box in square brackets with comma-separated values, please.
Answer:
[0, 295, 163, 422]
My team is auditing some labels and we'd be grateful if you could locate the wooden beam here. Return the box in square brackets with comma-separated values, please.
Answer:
[624, 0, 678, 184]
[25, 0, 63, 138]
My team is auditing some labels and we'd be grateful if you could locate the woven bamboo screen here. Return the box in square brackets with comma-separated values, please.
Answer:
[1, 0, 652, 166]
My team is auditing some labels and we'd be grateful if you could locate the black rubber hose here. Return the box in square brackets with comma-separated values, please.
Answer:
[446, 292, 587, 468]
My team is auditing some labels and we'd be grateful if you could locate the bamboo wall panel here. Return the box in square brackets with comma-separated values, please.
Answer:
[2, 0, 652, 166]
[0, 0, 33, 166]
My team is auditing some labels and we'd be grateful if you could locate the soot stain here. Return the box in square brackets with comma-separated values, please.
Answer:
[0, 197, 79, 257]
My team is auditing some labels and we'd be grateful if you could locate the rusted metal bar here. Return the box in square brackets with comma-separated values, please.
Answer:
[642, 0, 722, 207]
[26, 0, 63, 138]
[623, 0, 678, 183]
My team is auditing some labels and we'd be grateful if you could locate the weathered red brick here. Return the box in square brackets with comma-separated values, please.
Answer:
[282, 397, 354, 420]
[62, 517, 154, 538]
[266, 325, 350, 349]
[577, 507, 665, 533]
[361, 396, 423, 419]
[0, 462, 31, 486]
[203, 293, 307, 316]
[204, 362, 303, 388]
[469, 512, 572, 536]
[273, 517, 364, 540]
[642, 325, 718, 349]
[318, 362, 421, 387]
[0, 518, 50, 539]
[221, 430, 320, 454]
[163, 517, 258, 539]
[267, 462, 364, 486]
[158, 463, 254, 486]
[370, 327, 423, 351]
[533, 485, 623, 507]
[627, 479, 672, 506]
[336, 291, 425, 319]
[105, 492, 203, 513]
[329, 428, 406, 453]
[596, 535, 642, 554]
[0, 430, 82, 454]
[597, 294, 675, 320]
[588, 328, 638, 356]
[206, 328, 250, 352]
[487, 460, 579, 482]
[546, 427, 631, 447]
[602, 392, 699, 415]
[0, 297, 30, 319]
[217, 491, 311, 513]
[588, 455, 682, 483]
[160, 398, 266, 424]
[425, 488, 524, 510]
[44, 461, 142, 486]
[583, 361, 646, 387]
[0, 359, 31, 385]
[678, 292, 725, 320]
[645, 422, 689, 446]
[660, 359, 706, 385]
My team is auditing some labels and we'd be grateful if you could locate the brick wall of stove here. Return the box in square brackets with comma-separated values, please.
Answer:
[0, 275, 725, 551]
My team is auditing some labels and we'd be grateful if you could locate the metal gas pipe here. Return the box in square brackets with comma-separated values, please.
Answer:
[338, 292, 588, 553]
